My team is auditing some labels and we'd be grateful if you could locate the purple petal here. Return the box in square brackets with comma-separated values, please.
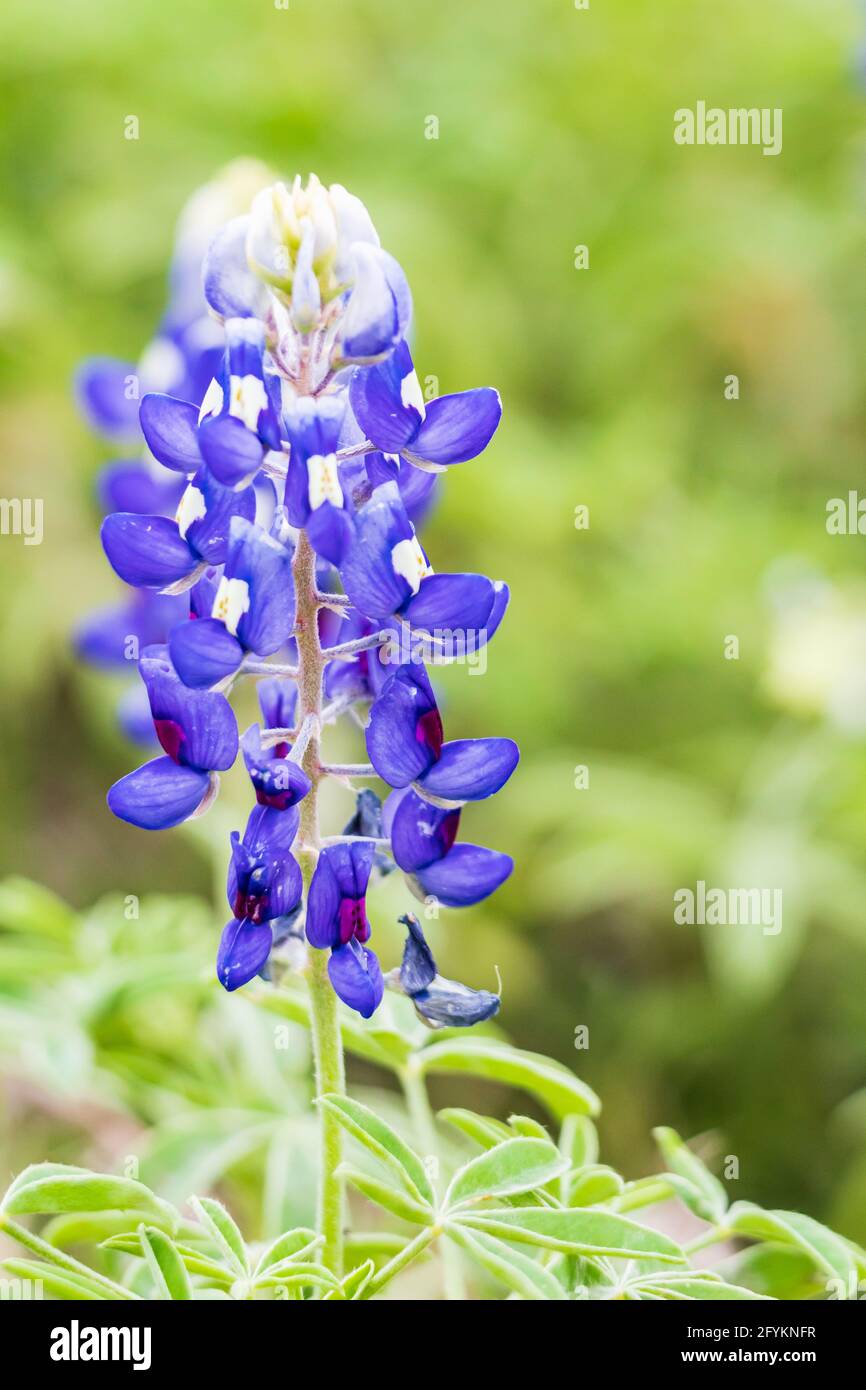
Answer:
[217, 917, 273, 992]
[107, 757, 211, 830]
[169, 618, 244, 688]
[411, 844, 513, 908]
[328, 940, 384, 1018]
[306, 501, 353, 568]
[76, 357, 141, 438]
[407, 388, 502, 467]
[101, 513, 198, 590]
[240, 724, 312, 810]
[418, 738, 519, 802]
[139, 394, 202, 473]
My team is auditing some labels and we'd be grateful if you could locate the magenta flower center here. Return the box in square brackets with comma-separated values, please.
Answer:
[154, 717, 186, 763]
[338, 896, 370, 945]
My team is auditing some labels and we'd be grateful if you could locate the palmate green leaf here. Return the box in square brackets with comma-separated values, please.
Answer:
[446, 1224, 567, 1301]
[253, 1262, 341, 1296]
[190, 1197, 249, 1277]
[1, 1164, 177, 1230]
[138, 1225, 192, 1300]
[319, 1094, 434, 1206]
[455, 1206, 685, 1263]
[337, 1165, 433, 1225]
[653, 1127, 728, 1225]
[727, 1203, 858, 1284]
[415, 1039, 600, 1120]
[253, 1228, 320, 1277]
[1, 1257, 110, 1301]
[445, 1138, 568, 1211]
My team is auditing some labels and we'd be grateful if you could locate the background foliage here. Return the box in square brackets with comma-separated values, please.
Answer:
[1, 0, 866, 1266]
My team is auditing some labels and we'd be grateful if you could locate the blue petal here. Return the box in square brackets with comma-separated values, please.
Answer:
[203, 216, 270, 319]
[411, 978, 500, 1028]
[169, 618, 244, 688]
[389, 788, 460, 871]
[76, 357, 141, 438]
[257, 677, 297, 731]
[328, 940, 384, 1018]
[140, 648, 239, 770]
[412, 844, 513, 908]
[338, 484, 416, 620]
[116, 683, 159, 745]
[139, 394, 203, 473]
[240, 725, 312, 810]
[401, 573, 495, 637]
[397, 913, 436, 994]
[227, 802, 302, 909]
[198, 414, 264, 487]
[75, 591, 186, 667]
[306, 501, 353, 568]
[418, 738, 519, 802]
[107, 757, 211, 830]
[366, 665, 440, 787]
[349, 342, 422, 453]
[183, 468, 257, 565]
[305, 853, 341, 948]
[407, 388, 502, 467]
[217, 917, 273, 992]
[226, 517, 295, 657]
[101, 513, 198, 589]
[339, 245, 401, 363]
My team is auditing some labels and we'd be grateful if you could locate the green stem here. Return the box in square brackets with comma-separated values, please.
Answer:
[364, 1226, 435, 1297]
[685, 1226, 729, 1257]
[401, 1064, 465, 1300]
[293, 529, 346, 1280]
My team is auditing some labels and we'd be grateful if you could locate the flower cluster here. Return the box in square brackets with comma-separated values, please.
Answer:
[85, 170, 517, 1023]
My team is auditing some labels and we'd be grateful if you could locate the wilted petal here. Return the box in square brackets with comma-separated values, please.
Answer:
[412, 977, 500, 1029]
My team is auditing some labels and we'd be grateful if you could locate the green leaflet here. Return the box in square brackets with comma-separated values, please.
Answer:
[455, 1206, 685, 1263]
[444, 1137, 568, 1210]
[319, 1094, 434, 1206]
[653, 1127, 728, 1225]
[415, 1039, 600, 1120]
[138, 1225, 192, 1300]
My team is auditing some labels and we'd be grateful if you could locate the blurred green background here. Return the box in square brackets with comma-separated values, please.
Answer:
[2, 0, 866, 1242]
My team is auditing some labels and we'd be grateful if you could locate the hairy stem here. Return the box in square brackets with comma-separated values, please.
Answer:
[294, 529, 346, 1279]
